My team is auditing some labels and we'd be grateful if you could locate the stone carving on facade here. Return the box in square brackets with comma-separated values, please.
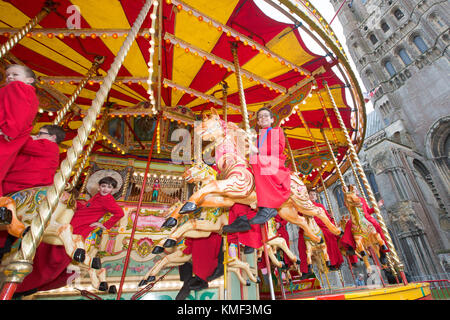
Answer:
[389, 201, 425, 235]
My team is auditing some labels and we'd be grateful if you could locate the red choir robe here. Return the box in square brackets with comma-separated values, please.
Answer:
[0, 81, 39, 196]
[227, 203, 263, 249]
[182, 233, 222, 282]
[297, 202, 343, 273]
[250, 127, 291, 208]
[2, 137, 60, 195]
[70, 193, 124, 238]
[16, 193, 124, 294]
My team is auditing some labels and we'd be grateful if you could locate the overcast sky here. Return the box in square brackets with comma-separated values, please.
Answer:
[254, 0, 373, 112]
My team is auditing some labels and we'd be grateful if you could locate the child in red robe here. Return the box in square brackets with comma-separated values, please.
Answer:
[70, 176, 125, 239]
[223, 107, 291, 233]
[2, 125, 65, 195]
[15, 176, 124, 295]
[0, 64, 39, 196]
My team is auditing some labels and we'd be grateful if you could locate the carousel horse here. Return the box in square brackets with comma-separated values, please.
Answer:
[0, 188, 115, 292]
[302, 214, 331, 274]
[139, 238, 258, 287]
[176, 108, 341, 243]
[343, 185, 387, 273]
[158, 162, 301, 270]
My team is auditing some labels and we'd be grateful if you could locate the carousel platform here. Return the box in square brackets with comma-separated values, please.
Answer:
[266, 282, 432, 300]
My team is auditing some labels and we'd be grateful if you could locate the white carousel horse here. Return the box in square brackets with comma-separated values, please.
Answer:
[177, 108, 342, 243]
[0, 188, 115, 293]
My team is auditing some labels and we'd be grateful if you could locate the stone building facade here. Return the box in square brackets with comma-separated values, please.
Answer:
[311, 0, 450, 280]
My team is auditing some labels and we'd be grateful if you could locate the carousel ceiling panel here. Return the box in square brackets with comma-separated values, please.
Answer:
[70, 0, 150, 79]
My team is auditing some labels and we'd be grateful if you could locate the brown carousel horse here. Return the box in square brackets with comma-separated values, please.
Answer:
[0, 188, 115, 292]
[156, 161, 301, 269]
[172, 107, 341, 243]
[343, 185, 387, 273]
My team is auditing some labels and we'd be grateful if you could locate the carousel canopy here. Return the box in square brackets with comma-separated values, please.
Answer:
[0, 0, 367, 188]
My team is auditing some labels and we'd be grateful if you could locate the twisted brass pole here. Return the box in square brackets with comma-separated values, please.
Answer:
[0, 1, 57, 59]
[53, 56, 105, 126]
[230, 42, 250, 136]
[321, 129, 346, 189]
[221, 81, 228, 123]
[323, 81, 405, 280]
[319, 173, 338, 223]
[65, 111, 108, 191]
[0, 0, 154, 299]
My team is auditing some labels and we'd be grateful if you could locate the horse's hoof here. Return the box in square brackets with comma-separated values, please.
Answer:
[138, 279, 148, 287]
[91, 257, 102, 269]
[163, 238, 177, 248]
[0, 207, 13, 226]
[179, 202, 197, 214]
[108, 285, 117, 294]
[147, 276, 156, 282]
[246, 280, 251, 286]
[296, 259, 301, 265]
[162, 217, 178, 228]
[256, 276, 261, 283]
[152, 246, 164, 254]
[73, 248, 86, 263]
[360, 251, 366, 257]
[98, 282, 108, 292]
[326, 261, 331, 268]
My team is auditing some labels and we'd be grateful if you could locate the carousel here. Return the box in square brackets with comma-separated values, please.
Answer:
[0, 0, 431, 300]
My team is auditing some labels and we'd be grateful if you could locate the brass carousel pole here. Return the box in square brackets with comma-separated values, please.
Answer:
[0, 0, 155, 300]
[321, 129, 346, 189]
[0, 1, 57, 59]
[230, 42, 250, 136]
[65, 111, 109, 191]
[323, 81, 407, 284]
[53, 56, 105, 126]
[221, 81, 229, 123]
[319, 173, 338, 224]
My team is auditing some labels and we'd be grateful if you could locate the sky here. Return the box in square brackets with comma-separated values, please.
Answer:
[254, 0, 373, 112]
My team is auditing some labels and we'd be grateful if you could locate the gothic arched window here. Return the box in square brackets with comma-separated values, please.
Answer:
[369, 34, 378, 45]
[398, 48, 412, 65]
[413, 36, 428, 53]
[384, 60, 396, 77]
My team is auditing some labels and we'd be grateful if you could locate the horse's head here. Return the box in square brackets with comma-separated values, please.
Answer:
[344, 185, 362, 208]
[195, 107, 225, 143]
[183, 161, 217, 184]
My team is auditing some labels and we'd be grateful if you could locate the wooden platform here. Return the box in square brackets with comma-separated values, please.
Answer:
[284, 282, 432, 300]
